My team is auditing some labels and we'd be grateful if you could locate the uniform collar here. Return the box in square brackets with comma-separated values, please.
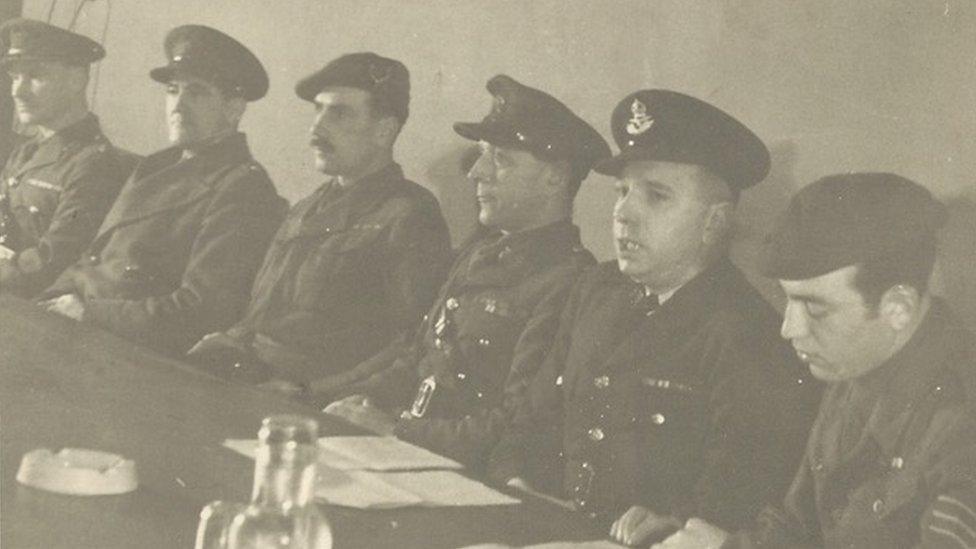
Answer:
[291, 162, 405, 236]
[138, 131, 252, 178]
[16, 113, 102, 173]
[461, 219, 584, 286]
[856, 299, 966, 456]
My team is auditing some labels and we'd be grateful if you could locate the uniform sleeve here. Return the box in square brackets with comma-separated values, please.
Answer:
[83, 171, 286, 353]
[721, 452, 823, 549]
[485, 273, 583, 486]
[382, 197, 452, 341]
[670, 317, 822, 530]
[916, 441, 976, 549]
[329, 195, 453, 398]
[2, 148, 131, 296]
[393, 262, 587, 469]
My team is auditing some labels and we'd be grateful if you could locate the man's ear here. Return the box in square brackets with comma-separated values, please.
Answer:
[879, 284, 920, 331]
[224, 96, 247, 127]
[373, 115, 400, 147]
[702, 201, 733, 245]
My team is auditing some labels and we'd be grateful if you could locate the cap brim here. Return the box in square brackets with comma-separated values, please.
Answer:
[1, 53, 93, 67]
[149, 64, 177, 85]
[593, 148, 659, 177]
[453, 121, 529, 153]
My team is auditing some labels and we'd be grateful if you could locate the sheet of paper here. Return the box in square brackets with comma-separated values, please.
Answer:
[376, 470, 519, 506]
[316, 436, 463, 471]
[222, 438, 360, 470]
[315, 468, 423, 509]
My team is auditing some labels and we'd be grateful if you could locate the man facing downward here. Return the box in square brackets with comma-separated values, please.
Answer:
[41, 25, 285, 355]
[187, 53, 452, 387]
[323, 74, 609, 469]
[657, 173, 976, 549]
[0, 19, 132, 297]
[488, 90, 821, 547]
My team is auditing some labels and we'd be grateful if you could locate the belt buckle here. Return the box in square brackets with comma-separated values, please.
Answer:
[410, 375, 437, 418]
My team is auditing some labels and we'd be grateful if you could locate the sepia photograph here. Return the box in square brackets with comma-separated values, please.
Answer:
[1, 1, 975, 548]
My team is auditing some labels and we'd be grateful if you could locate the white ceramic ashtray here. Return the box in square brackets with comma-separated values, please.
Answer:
[16, 448, 138, 496]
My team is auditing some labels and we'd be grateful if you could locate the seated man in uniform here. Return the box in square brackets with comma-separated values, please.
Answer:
[186, 53, 452, 387]
[487, 90, 821, 547]
[0, 18, 132, 297]
[40, 25, 285, 355]
[656, 173, 976, 549]
[322, 75, 610, 469]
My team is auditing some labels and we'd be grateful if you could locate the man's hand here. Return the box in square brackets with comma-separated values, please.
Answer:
[610, 505, 682, 546]
[323, 394, 397, 436]
[41, 294, 86, 321]
[651, 518, 729, 549]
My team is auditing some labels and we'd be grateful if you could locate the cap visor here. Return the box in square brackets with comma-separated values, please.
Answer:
[593, 148, 658, 177]
[149, 65, 176, 85]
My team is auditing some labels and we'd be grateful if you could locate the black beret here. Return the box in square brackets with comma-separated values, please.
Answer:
[761, 172, 947, 281]
[149, 25, 268, 101]
[0, 18, 104, 66]
[296, 52, 410, 124]
[453, 74, 611, 178]
[595, 90, 770, 192]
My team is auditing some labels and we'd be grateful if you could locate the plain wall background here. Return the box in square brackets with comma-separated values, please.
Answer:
[21, 0, 976, 326]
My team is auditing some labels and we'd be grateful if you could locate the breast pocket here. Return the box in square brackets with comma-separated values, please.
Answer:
[299, 226, 383, 310]
[9, 180, 60, 239]
[636, 377, 709, 463]
[454, 296, 528, 392]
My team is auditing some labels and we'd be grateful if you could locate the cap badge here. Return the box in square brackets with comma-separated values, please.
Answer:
[626, 98, 654, 136]
[368, 63, 390, 84]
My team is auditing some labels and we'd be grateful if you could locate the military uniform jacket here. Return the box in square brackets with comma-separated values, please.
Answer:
[342, 220, 594, 468]
[44, 132, 286, 355]
[0, 115, 131, 296]
[488, 259, 822, 528]
[224, 162, 451, 382]
[724, 301, 976, 549]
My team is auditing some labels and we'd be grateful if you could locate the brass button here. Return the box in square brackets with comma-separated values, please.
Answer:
[594, 375, 610, 389]
[477, 337, 491, 347]
[28, 205, 39, 214]
[88, 255, 99, 265]
[555, 375, 564, 386]
[446, 297, 459, 311]
[456, 372, 466, 380]
[587, 427, 605, 442]
[872, 499, 884, 514]
[651, 413, 666, 425]
[891, 457, 904, 470]
[434, 338, 444, 350]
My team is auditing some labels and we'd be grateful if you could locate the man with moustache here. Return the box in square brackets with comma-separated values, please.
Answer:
[187, 52, 451, 387]
[40, 25, 285, 355]
[0, 19, 131, 297]
[487, 90, 821, 546]
[322, 75, 609, 469]
[655, 174, 976, 549]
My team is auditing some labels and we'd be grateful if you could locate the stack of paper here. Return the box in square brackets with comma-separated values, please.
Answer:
[222, 436, 518, 509]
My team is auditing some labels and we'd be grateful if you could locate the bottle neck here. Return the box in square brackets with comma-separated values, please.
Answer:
[250, 443, 317, 511]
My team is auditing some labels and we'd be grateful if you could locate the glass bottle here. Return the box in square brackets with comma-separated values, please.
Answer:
[226, 415, 332, 549]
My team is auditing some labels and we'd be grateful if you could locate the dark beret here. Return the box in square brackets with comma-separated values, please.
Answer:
[149, 25, 268, 101]
[0, 18, 104, 66]
[761, 172, 947, 281]
[296, 52, 410, 124]
[453, 74, 611, 178]
[595, 89, 770, 192]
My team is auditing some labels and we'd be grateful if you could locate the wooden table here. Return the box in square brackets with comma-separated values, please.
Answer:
[0, 295, 604, 548]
